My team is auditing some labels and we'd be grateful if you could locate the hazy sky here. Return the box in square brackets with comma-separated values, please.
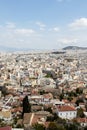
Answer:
[0, 0, 87, 50]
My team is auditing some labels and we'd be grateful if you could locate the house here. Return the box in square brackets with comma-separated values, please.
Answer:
[23, 111, 51, 129]
[76, 118, 87, 127]
[0, 126, 11, 130]
[23, 112, 46, 129]
[57, 105, 77, 120]
[50, 99, 65, 106]
[0, 110, 12, 121]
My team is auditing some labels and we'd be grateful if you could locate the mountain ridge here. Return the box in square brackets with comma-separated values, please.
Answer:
[63, 46, 87, 50]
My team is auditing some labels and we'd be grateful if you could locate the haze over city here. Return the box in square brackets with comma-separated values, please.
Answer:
[0, 0, 87, 50]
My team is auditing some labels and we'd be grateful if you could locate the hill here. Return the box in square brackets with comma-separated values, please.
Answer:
[63, 46, 87, 50]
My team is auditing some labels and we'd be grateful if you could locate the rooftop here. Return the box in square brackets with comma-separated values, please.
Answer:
[57, 105, 76, 112]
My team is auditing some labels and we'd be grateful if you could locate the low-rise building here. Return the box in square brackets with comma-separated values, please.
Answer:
[57, 105, 77, 120]
[76, 118, 87, 127]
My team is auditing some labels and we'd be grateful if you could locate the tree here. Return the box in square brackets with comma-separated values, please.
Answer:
[65, 123, 78, 130]
[33, 123, 45, 130]
[46, 115, 54, 122]
[44, 107, 52, 113]
[59, 93, 64, 101]
[76, 88, 82, 94]
[48, 122, 58, 130]
[22, 95, 31, 118]
[53, 113, 58, 121]
[48, 122, 65, 130]
[77, 108, 85, 118]
[75, 98, 84, 106]
[84, 126, 87, 130]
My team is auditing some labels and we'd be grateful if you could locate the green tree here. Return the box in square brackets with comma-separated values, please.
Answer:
[77, 108, 85, 118]
[33, 123, 45, 130]
[48, 122, 66, 130]
[59, 94, 64, 101]
[75, 98, 84, 106]
[84, 126, 87, 130]
[44, 107, 52, 113]
[65, 123, 78, 130]
[76, 88, 82, 94]
[48, 122, 58, 130]
[22, 95, 31, 118]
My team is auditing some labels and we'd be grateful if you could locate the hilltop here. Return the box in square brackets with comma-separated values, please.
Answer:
[63, 46, 87, 50]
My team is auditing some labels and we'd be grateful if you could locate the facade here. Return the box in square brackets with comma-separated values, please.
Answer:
[57, 105, 77, 120]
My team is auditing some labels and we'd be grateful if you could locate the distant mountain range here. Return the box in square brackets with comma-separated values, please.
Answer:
[63, 46, 87, 50]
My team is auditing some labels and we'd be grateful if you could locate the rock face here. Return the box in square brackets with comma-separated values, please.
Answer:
[63, 46, 87, 50]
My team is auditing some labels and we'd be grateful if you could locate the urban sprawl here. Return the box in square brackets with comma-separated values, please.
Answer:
[0, 50, 87, 130]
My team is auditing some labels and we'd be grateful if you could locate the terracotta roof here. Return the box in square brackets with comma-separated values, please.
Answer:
[23, 113, 33, 124]
[23, 113, 45, 126]
[31, 115, 41, 125]
[77, 118, 87, 123]
[58, 105, 76, 111]
[0, 126, 11, 130]
[62, 99, 69, 103]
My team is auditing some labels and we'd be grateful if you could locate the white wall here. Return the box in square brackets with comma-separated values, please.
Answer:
[58, 111, 77, 120]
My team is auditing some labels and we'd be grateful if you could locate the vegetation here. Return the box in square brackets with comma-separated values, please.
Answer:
[45, 73, 52, 78]
[48, 122, 65, 130]
[22, 95, 31, 118]
[77, 108, 85, 118]
[65, 123, 78, 130]
[33, 123, 45, 130]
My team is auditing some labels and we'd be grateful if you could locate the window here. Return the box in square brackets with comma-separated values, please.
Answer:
[60, 113, 62, 115]
[66, 113, 68, 115]
[74, 112, 76, 115]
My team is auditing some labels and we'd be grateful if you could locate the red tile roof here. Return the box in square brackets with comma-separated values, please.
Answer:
[57, 105, 76, 111]
[0, 126, 11, 130]
[77, 118, 87, 123]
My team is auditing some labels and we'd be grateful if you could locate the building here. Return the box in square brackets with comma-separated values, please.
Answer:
[0, 126, 11, 130]
[57, 105, 77, 120]
[76, 118, 87, 127]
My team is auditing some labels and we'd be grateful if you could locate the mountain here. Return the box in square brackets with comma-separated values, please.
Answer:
[63, 46, 87, 50]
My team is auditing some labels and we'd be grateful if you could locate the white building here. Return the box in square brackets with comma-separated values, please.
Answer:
[57, 105, 77, 120]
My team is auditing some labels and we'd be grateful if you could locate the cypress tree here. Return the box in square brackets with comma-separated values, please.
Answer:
[22, 95, 31, 118]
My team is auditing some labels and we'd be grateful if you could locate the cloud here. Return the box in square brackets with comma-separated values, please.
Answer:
[36, 21, 46, 31]
[6, 22, 16, 29]
[1, 20, 87, 50]
[0, 22, 38, 48]
[15, 28, 35, 36]
[49, 27, 60, 32]
[69, 18, 87, 29]
[57, 38, 78, 44]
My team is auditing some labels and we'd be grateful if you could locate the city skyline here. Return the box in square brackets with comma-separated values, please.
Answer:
[0, 0, 87, 50]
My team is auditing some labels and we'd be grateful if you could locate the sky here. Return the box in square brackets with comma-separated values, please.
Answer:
[0, 0, 87, 50]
